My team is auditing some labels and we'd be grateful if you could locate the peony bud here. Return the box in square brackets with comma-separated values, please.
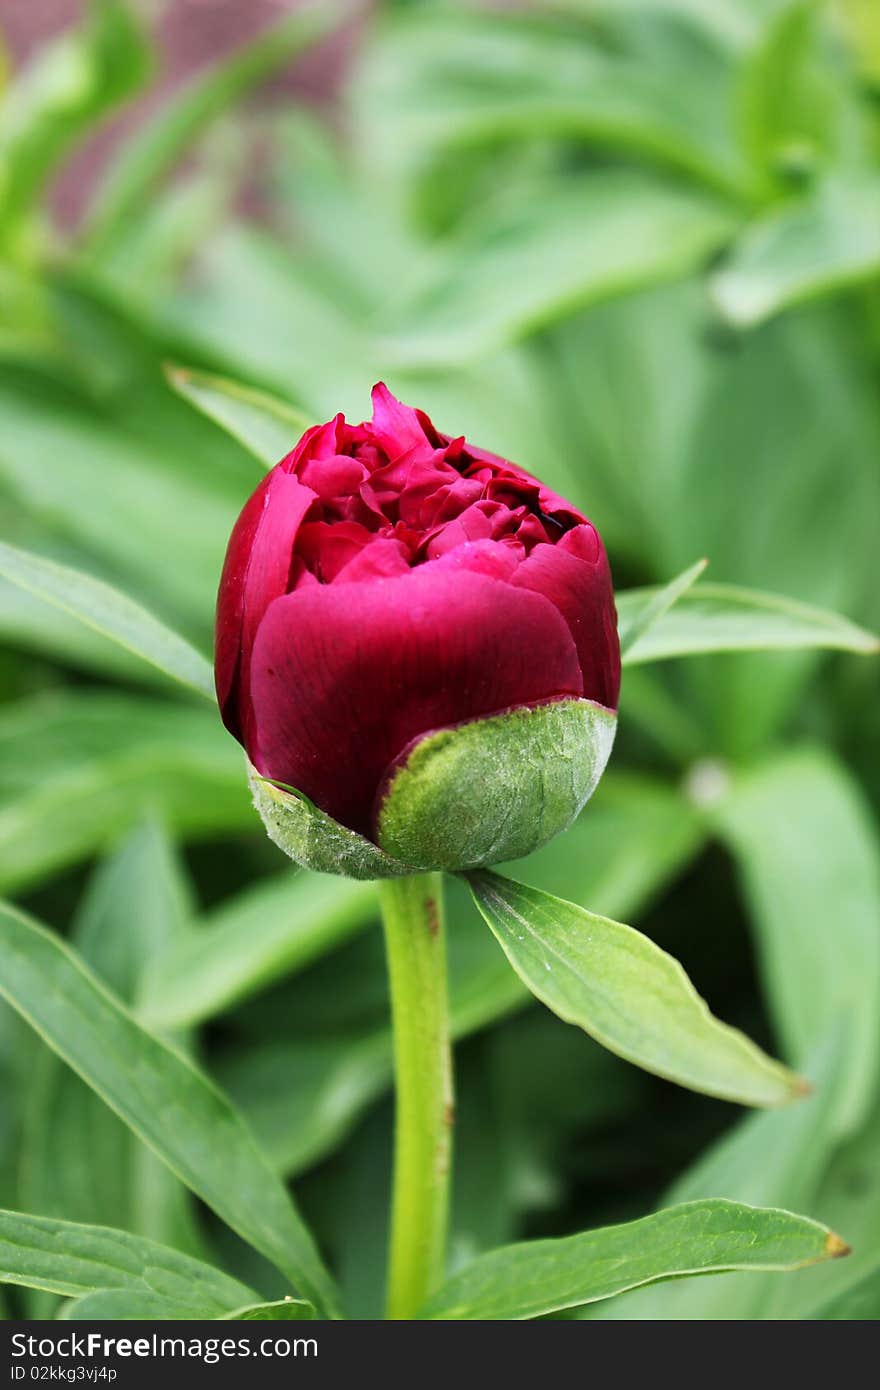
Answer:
[216, 385, 620, 877]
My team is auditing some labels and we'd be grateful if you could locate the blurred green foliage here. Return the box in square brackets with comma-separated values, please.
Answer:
[0, 0, 878, 1319]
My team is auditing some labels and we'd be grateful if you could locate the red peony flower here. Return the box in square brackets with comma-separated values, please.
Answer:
[216, 384, 620, 841]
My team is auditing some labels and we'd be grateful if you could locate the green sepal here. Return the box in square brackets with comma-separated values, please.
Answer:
[247, 762, 415, 880]
[376, 699, 617, 872]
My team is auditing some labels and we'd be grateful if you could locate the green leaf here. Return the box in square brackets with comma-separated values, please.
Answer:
[139, 873, 378, 1033]
[420, 1198, 847, 1319]
[66, 1291, 315, 1321]
[587, 1037, 850, 1321]
[219, 775, 705, 1179]
[0, 378, 237, 628]
[0, 542, 214, 699]
[618, 580, 879, 664]
[0, 695, 247, 892]
[0, 1209, 255, 1315]
[354, 7, 751, 206]
[217, 1034, 392, 1180]
[0, 901, 339, 1318]
[22, 824, 203, 1266]
[815, 1263, 880, 1320]
[784, 1104, 880, 1322]
[183, 768, 695, 1040]
[378, 173, 733, 366]
[220, 1298, 315, 1322]
[573, 0, 760, 48]
[0, 0, 149, 244]
[545, 280, 879, 752]
[160, 224, 373, 419]
[0, 578, 178, 687]
[165, 366, 311, 469]
[735, 0, 832, 190]
[618, 558, 707, 656]
[84, 2, 352, 253]
[377, 699, 616, 871]
[711, 175, 880, 327]
[0, 694, 225, 799]
[59, 1290, 199, 1319]
[467, 870, 803, 1106]
[715, 749, 880, 1134]
[839, 0, 880, 80]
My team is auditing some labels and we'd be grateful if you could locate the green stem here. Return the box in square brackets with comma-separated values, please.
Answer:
[379, 872, 453, 1320]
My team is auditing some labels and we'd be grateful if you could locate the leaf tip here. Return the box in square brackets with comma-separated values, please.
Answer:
[162, 362, 191, 388]
[824, 1231, 851, 1260]
[766, 1069, 813, 1108]
[847, 622, 880, 654]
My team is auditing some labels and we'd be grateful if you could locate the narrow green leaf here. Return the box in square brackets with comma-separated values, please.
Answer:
[219, 776, 706, 1179]
[379, 174, 733, 365]
[354, 7, 752, 205]
[63, 1289, 315, 1321]
[0, 748, 248, 894]
[785, 1103, 880, 1322]
[0, 695, 247, 892]
[0, 1209, 255, 1314]
[716, 748, 880, 1134]
[0, 578, 174, 686]
[220, 1298, 315, 1322]
[61, 1290, 212, 1320]
[217, 1034, 392, 1180]
[84, 2, 352, 252]
[165, 365, 311, 469]
[0, 902, 339, 1318]
[711, 175, 880, 327]
[839, 0, 880, 80]
[813, 1260, 880, 1320]
[618, 558, 707, 656]
[735, 0, 829, 190]
[23, 824, 201, 1259]
[139, 874, 378, 1033]
[421, 1198, 847, 1319]
[618, 580, 879, 664]
[0, 368, 241, 625]
[0, 542, 214, 698]
[468, 870, 803, 1106]
[588, 1037, 850, 1321]
[0, 0, 149, 239]
[160, 224, 372, 417]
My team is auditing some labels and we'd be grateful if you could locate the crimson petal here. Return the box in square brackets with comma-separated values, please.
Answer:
[513, 529, 620, 710]
[249, 564, 583, 836]
[215, 467, 316, 743]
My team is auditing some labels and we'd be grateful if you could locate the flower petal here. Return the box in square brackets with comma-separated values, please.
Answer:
[513, 526, 621, 709]
[215, 467, 316, 743]
[249, 565, 583, 835]
[369, 382, 434, 458]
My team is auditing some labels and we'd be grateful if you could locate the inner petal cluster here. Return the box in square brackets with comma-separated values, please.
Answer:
[279, 385, 583, 591]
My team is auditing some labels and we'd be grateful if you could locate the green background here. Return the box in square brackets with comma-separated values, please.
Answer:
[0, 0, 878, 1320]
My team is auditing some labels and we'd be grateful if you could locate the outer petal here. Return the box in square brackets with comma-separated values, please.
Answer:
[215, 466, 316, 744]
[249, 565, 583, 836]
[513, 526, 621, 710]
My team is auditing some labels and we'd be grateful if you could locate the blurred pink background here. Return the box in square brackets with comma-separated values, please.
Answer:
[0, 0, 363, 227]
